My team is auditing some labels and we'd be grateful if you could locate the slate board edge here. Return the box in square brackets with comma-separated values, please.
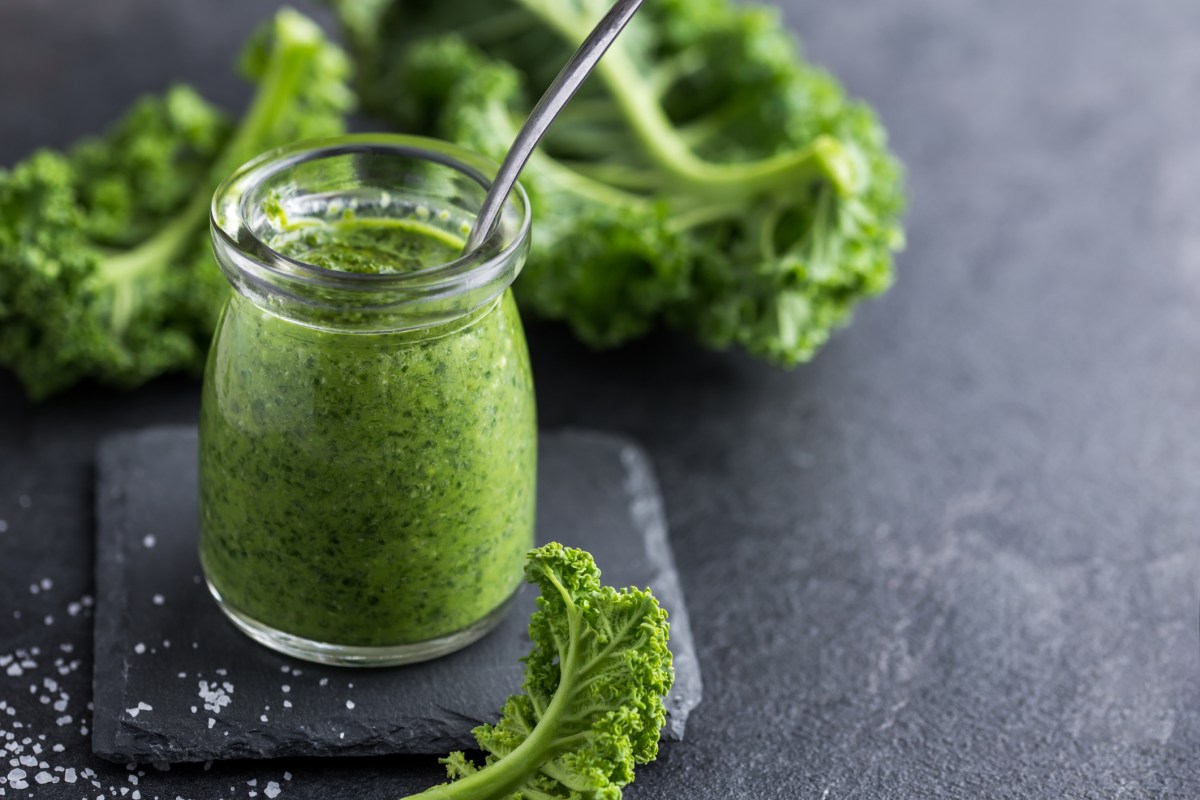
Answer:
[93, 426, 197, 762]
[92, 432, 128, 760]
[613, 437, 704, 739]
[553, 428, 704, 738]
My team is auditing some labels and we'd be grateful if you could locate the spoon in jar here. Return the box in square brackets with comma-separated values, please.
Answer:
[462, 0, 647, 254]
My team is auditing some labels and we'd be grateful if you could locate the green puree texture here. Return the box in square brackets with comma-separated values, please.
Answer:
[199, 218, 536, 647]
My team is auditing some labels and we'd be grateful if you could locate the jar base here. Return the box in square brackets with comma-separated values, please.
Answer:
[205, 579, 517, 667]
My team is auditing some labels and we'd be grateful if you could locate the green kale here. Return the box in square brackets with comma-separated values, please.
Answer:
[334, 0, 906, 365]
[0, 9, 353, 399]
[405, 542, 674, 800]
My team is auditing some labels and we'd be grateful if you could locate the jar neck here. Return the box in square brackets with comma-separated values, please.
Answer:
[209, 135, 531, 335]
[226, 288, 505, 343]
[212, 223, 527, 334]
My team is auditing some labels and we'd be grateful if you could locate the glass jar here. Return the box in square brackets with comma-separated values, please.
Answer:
[200, 135, 535, 666]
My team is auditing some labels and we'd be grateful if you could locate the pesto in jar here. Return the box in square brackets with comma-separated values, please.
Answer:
[199, 218, 536, 647]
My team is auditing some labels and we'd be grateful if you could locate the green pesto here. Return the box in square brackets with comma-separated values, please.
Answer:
[198, 220, 536, 647]
[263, 216, 468, 275]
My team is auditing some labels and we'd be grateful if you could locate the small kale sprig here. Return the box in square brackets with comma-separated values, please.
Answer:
[406, 543, 674, 800]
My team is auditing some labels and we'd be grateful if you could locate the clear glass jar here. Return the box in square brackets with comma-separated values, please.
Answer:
[200, 135, 535, 666]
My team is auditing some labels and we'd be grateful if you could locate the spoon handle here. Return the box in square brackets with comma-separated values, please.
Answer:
[463, 0, 647, 254]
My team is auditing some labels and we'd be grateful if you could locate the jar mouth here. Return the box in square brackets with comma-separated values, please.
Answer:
[211, 134, 531, 297]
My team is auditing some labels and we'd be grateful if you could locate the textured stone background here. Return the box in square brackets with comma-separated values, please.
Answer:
[2, 0, 1200, 797]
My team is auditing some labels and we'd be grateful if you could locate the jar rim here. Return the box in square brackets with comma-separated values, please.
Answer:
[210, 133, 531, 297]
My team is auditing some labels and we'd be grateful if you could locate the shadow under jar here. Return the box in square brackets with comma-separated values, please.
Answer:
[201, 135, 536, 666]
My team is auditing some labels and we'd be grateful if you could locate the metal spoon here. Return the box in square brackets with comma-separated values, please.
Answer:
[463, 0, 647, 254]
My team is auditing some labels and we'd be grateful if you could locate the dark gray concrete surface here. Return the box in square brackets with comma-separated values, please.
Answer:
[1, 0, 1199, 797]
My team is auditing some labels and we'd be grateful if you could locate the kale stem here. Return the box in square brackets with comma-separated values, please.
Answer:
[99, 193, 209, 332]
[404, 570, 582, 800]
[99, 13, 320, 334]
[525, 0, 862, 197]
[666, 201, 746, 232]
[458, 7, 538, 46]
[557, 160, 664, 191]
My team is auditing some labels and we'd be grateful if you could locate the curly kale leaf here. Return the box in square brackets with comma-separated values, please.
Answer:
[404, 543, 674, 800]
[335, 0, 906, 365]
[0, 9, 352, 399]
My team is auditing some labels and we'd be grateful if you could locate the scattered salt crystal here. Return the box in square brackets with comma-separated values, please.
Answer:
[281, 685, 290, 694]
[265, 781, 282, 798]
[34, 770, 54, 784]
[207, 718, 216, 729]
[346, 700, 355, 710]
[152, 595, 165, 606]
[39, 579, 51, 591]
[142, 535, 156, 548]
[0, 520, 8, 532]
[283, 772, 292, 781]
[43, 616, 53, 626]
[133, 643, 146, 655]
[18, 495, 31, 509]
[64, 767, 77, 783]
[282, 700, 292, 709]
[6, 767, 28, 790]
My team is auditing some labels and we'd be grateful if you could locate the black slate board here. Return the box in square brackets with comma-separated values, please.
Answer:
[91, 426, 700, 764]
